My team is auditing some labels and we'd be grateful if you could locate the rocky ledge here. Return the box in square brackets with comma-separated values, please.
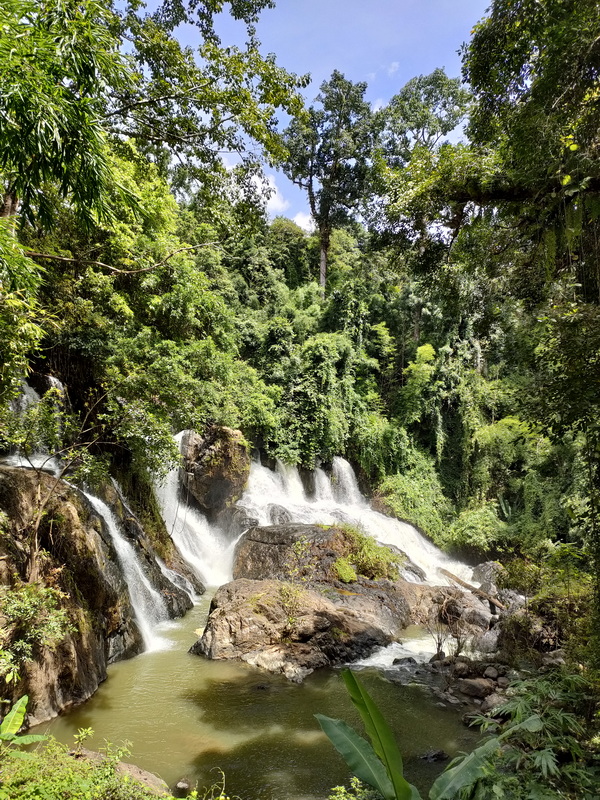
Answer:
[191, 523, 495, 681]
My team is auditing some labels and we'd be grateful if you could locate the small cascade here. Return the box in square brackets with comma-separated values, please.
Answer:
[3, 382, 61, 475]
[238, 457, 473, 585]
[275, 460, 306, 502]
[331, 456, 365, 506]
[156, 557, 198, 603]
[110, 478, 192, 606]
[84, 493, 169, 651]
[154, 433, 238, 586]
[313, 467, 334, 503]
[10, 381, 41, 414]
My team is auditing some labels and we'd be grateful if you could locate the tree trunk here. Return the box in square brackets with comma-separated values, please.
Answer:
[1, 189, 18, 218]
[319, 226, 331, 292]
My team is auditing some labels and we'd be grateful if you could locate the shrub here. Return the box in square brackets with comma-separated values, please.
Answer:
[447, 502, 508, 555]
[375, 452, 454, 547]
[0, 737, 175, 800]
[334, 557, 358, 583]
[339, 524, 402, 581]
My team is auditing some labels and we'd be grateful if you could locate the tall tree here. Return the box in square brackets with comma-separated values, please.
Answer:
[281, 71, 374, 290]
[0, 0, 307, 228]
[379, 68, 470, 168]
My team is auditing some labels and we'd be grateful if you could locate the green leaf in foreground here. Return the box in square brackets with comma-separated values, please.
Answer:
[315, 714, 396, 800]
[429, 738, 501, 800]
[341, 669, 420, 800]
[0, 695, 28, 736]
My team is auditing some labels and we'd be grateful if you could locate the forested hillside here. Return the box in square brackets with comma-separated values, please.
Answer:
[1, 0, 600, 798]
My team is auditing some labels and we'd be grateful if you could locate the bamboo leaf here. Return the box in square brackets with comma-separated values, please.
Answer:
[315, 714, 395, 800]
[341, 670, 420, 800]
[0, 695, 28, 736]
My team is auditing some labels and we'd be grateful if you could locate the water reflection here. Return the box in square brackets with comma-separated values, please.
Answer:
[36, 603, 479, 799]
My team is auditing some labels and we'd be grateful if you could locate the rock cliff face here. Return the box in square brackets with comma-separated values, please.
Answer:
[0, 466, 189, 725]
[180, 427, 250, 519]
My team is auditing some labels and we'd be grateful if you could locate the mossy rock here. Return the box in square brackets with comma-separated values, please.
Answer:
[180, 427, 250, 518]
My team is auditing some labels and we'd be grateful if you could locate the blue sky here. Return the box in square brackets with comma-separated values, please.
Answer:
[184, 0, 492, 226]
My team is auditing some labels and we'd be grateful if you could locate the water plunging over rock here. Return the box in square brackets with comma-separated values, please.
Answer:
[237, 457, 473, 585]
[83, 493, 172, 652]
[0, 466, 143, 724]
[191, 460, 495, 681]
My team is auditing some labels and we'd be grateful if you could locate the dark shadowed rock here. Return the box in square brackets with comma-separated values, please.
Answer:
[232, 523, 346, 582]
[180, 427, 250, 517]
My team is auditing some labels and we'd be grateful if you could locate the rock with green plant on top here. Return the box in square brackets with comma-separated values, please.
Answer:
[190, 578, 396, 682]
[180, 427, 250, 518]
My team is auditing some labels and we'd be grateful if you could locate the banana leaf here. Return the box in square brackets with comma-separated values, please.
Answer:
[315, 714, 396, 800]
[429, 737, 501, 800]
[0, 695, 28, 736]
[341, 670, 421, 800]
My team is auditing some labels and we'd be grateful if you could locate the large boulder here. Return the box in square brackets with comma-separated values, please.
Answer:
[233, 523, 347, 583]
[194, 524, 444, 681]
[180, 428, 250, 518]
[191, 578, 398, 682]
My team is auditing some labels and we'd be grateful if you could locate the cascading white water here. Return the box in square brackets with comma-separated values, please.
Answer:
[238, 456, 473, 585]
[156, 557, 198, 603]
[153, 432, 239, 587]
[9, 381, 41, 414]
[84, 493, 170, 651]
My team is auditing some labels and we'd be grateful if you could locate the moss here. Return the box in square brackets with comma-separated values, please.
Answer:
[333, 557, 357, 583]
[337, 523, 403, 581]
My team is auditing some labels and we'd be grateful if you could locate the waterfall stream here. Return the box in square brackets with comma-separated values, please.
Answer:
[83, 493, 170, 651]
[153, 432, 240, 586]
[237, 455, 473, 585]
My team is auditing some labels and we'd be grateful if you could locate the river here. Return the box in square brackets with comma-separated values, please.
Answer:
[32, 441, 480, 798]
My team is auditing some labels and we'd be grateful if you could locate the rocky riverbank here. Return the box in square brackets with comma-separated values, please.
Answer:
[191, 522, 496, 681]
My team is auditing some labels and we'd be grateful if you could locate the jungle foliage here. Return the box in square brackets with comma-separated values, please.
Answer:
[1, 0, 597, 587]
[2, 0, 600, 797]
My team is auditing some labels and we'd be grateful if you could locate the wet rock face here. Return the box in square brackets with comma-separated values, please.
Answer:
[180, 427, 250, 518]
[0, 466, 143, 724]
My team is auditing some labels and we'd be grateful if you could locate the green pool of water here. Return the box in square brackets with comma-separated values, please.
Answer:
[36, 600, 479, 799]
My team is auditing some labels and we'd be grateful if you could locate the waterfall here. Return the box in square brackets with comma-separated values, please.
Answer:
[84, 493, 170, 651]
[156, 557, 198, 603]
[238, 457, 473, 585]
[10, 381, 41, 414]
[153, 433, 238, 587]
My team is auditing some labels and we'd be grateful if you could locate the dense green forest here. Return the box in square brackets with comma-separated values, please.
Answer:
[1, 0, 600, 797]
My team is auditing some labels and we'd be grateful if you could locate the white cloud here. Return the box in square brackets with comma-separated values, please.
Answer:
[293, 212, 315, 232]
[372, 97, 386, 112]
[250, 173, 290, 216]
[387, 61, 399, 76]
[265, 174, 290, 215]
